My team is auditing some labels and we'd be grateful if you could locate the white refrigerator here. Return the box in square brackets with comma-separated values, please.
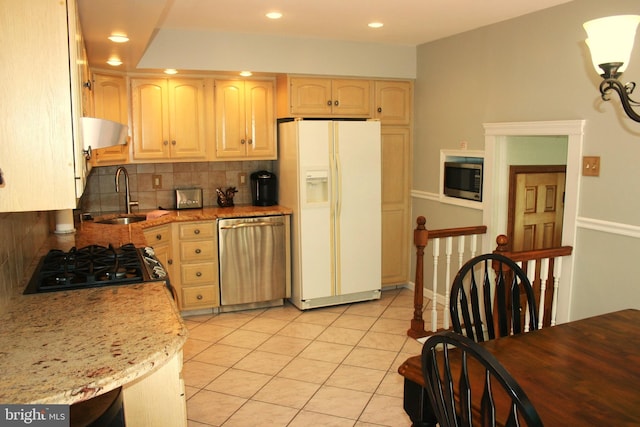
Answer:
[278, 119, 382, 310]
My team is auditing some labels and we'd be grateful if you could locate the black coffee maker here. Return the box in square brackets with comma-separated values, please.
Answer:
[250, 170, 278, 206]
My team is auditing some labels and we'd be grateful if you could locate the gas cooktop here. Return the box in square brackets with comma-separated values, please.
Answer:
[24, 243, 167, 294]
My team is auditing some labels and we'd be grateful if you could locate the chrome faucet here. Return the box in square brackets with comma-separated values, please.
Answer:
[115, 166, 138, 214]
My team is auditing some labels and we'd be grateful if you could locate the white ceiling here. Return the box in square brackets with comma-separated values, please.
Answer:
[77, 0, 574, 72]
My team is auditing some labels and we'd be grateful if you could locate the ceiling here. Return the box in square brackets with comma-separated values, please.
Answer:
[77, 0, 574, 72]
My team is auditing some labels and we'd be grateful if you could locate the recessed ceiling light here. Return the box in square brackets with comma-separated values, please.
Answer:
[164, 68, 178, 75]
[106, 57, 122, 66]
[266, 11, 282, 20]
[368, 22, 384, 29]
[239, 71, 253, 77]
[108, 34, 129, 43]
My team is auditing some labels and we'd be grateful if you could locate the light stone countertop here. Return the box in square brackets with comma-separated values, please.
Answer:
[0, 282, 187, 404]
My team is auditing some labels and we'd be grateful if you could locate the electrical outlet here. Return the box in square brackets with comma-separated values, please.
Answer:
[152, 174, 163, 189]
[582, 156, 600, 177]
[238, 173, 247, 185]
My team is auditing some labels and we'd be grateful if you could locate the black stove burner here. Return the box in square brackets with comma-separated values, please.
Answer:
[24, 243, 157, 294]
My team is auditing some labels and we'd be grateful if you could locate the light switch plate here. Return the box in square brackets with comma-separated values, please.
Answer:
[582, 156, 600, 177]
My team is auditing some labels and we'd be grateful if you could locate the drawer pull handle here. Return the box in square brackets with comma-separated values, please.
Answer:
[194, 229, 200, 235]
[168, 259, 173, 265]
[197, 294, 203, 300]
[195, 248, 201, 254]
[156, 234, 162, 240]
[196, 271, 202, 277]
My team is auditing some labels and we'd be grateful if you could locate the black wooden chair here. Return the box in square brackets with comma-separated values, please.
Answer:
[422, 331, 544, 427]
[450, 253, 538, 342]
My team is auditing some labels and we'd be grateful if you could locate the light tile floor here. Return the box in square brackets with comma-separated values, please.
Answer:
[182, 287, 438, 426]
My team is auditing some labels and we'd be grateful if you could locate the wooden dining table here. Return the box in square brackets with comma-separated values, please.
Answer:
[398, 308, 640, 426]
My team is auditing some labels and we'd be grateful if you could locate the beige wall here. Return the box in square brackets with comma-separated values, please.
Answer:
[413, 0, 640, 320]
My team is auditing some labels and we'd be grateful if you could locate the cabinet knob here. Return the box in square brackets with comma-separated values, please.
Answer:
[241, 139, 246, 144]
[156, 234, 162, 240]
[196, 271, 202, 277]
[163, 140, 169, 146]
[171, 140, 177, 145]
[248, 139, 253, 145]
[167, 259, 173, 265]
[377, 107, 382, 113]
[194, 229, 200, 235]
[195, 248, 201, 254]
[334, 100, 339, 106]
[197, 294, 203, 300]
[327, 100, 332, 106]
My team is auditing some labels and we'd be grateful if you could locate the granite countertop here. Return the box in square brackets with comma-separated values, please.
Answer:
[1, 205, 291, 405]
[0, 282, 187, 404]
[72, 205, 293, 248]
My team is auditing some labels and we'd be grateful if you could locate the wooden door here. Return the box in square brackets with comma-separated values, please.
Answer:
[215, 80, 246, 158]
[131, 78, 170, 160]
[507, 165, 566, 251]
[91, 73, 129, 165]
[168, 78, 206, 159]
[332, 79, 371, 116]
[245, 80, 276, 159]
[289, 77, 332, 116]
[381, 127, 411, 285]
[374, 80, 412, 125]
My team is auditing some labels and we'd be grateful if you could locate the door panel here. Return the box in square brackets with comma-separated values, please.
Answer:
[508, 165, 566, 251]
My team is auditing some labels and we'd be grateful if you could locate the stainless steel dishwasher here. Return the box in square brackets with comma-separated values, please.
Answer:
[217, 215, 290, 308]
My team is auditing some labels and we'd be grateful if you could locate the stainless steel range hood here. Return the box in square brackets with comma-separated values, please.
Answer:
[81, 117, 127, 159]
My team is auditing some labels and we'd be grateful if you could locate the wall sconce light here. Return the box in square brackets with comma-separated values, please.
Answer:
[584, 15, 640, 122]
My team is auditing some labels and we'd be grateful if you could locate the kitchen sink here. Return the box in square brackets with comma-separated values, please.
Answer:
[96, 215, 147, 225]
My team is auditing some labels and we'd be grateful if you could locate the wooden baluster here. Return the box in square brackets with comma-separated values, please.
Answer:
[442, 236, 453, 331]
[408, 216, 428, 339]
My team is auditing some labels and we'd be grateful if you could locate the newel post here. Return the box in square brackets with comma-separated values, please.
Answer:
[408, 216, 429, 339]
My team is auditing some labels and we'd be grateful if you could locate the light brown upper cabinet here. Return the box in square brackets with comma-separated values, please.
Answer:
[90, 73, 129, 165]
[214, 80, 276, 160]
[373, 80, 413, 126]
[131, 78, 207, 161]
[277, 76, 371, 118]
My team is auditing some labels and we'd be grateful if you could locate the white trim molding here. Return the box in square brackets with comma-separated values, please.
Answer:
[577, 217, 640, 239]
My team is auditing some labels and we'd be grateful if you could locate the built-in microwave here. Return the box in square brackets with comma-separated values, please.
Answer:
[444, 161, 483, 202]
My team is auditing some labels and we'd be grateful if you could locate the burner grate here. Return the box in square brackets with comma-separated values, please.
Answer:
[25, 243, 148, 294]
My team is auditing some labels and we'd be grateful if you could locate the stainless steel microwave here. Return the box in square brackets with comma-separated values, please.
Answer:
[444, 162, 483, 202]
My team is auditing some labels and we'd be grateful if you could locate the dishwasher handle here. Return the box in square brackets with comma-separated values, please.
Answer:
[219, 221, 284, 230]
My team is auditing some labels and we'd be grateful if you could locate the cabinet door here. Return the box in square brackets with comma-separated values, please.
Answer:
[289, 77, 332, 116]
[374, 80, 412, 125]
[0, 0, 78, 211]
[168, 79, 206, 159]
[245, 81, 276, 159]
[131, 78, 170, 160]
[332, 79, 371, 116]
[214, 80, 246, 158]
[91, 73, 129, 165]
[381, 127, 411, 286]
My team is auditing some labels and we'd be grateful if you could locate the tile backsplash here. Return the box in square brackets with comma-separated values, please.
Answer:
[0, 211, 50, 303]
[80, 160, 275, 215]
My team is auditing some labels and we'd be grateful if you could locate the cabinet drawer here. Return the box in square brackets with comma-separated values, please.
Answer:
[178, 222, 216, 240]
[179, 240, 215, 261]
[143, 225, 171, 246]
[180, 262, 216, 285]
[182, 285, 219, 308]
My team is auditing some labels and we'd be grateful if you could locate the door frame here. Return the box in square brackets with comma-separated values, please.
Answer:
[482, 120, 585, 324]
